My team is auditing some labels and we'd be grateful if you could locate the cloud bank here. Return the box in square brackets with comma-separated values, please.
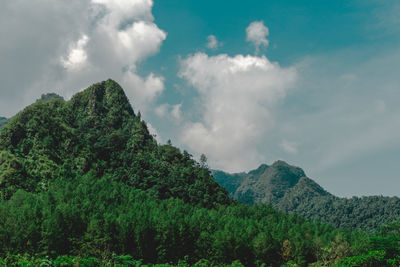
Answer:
[179, 52, 297, 172]
[0, 0, 166, 116]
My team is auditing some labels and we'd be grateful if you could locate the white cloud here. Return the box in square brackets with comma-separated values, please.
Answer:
[146, 122, 161, 142]
[61, 35, 89, 71]
[98, 20, 167, 65]
[171, 103, 182, 120]
[89, 0, 167, 110]
[280, 140, 298, 154]
[0, 0, 166, 117]
[246, 21, 269, 54]
[206, 35, 219, 49]
[179, 53, 297, 172]
[155, 103, 182, 121]
[77, 0, 166, 110]
[92, 0, 166, 65]
[91, 0, 154, 27]
[155, 103, 169, 117]
[121, 71, 164, 111]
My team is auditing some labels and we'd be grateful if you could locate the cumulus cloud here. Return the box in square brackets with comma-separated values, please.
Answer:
[206, 35, 219, 49]
[121, 72, 164, 110]
[91, 0, 154, 27]
[0, 0, 166, 117]
[155, 103, 182, 121]
[146, 122, 161, 142]
[88, 0, 167, 110]
[246, 21, 269, 54]
[179, 53, 297, 172]
[171, 103, 182, 120]
[61, 35, 89, 71]
[155, 104, 169, 117]
[280, 140, 299, 154]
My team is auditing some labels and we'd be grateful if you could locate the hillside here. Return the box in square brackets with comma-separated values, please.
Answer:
[0, 94, 62, 131]
[0, 80, 230, 206]
[0, 80, 399, 266]
[213, 162, 400, 231]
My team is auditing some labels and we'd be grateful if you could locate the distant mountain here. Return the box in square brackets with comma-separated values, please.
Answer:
[0, 80, 399, 265]
[213, 162, 400, 231]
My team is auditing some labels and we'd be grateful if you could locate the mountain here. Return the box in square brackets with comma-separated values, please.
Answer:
[213, 162, 400, 231]
[0, 79, 231, 207]
[0, 94, 62, 132]
[0, 80, 398, 266]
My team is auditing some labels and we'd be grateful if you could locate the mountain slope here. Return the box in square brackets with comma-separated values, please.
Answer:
[0, 80, 399, 265]
[213, 162, 400, 231]
[0, 94, 62, 131]
[0, 79, 231, 207]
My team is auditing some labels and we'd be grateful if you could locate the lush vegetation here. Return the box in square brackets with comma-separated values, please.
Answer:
[35, 93, 64, 103]
[213, 162, 400, 232]
[0, 80, 399, 266]
[0, 94, 61, 131]
[277, 184, 400, 232]
[0, 80, 230, 207]
[1, 172, 399, 266]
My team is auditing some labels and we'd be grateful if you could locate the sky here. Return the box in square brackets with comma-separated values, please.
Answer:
[1, 0, 399, 197]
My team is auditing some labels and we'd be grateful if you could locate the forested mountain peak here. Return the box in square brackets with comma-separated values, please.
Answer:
[229, 160, 306, 205]
[248, 163, 269, 176]
[266, 160, 305, 184]
[1, 80, 399, 265]
[214, 161, 400, 231]
[0, 79, 231, 207]
[70, 79, 134, 119]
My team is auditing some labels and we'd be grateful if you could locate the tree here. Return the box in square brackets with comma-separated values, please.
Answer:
[200, 154, 207, 168]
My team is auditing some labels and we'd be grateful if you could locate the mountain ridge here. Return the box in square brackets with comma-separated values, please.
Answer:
[0, 79, 231, 207]
[213, 161, 400, 231]
[0, 79, 399, 265]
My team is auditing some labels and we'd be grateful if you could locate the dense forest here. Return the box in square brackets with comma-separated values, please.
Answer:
[0, 80, 399, 266]
[0, 93, 63, 131]
[213, 162, 400, 232]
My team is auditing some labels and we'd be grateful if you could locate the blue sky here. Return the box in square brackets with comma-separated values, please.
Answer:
[0, 0, 399, 197]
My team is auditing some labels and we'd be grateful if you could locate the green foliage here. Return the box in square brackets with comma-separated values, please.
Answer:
[214, 162, 400, 232]
[335, 250, 396, 267]
[1, 178, 397, 265]
[36, 93, 64, 103]
[0, 79, 230, 208]
[1, 172, 390, 266]
[0, 80, 399, 266]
